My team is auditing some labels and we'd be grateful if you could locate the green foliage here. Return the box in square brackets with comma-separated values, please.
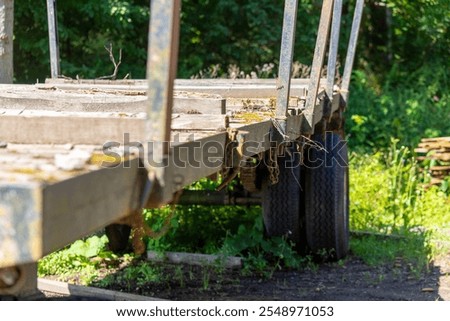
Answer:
[346, 63, 450, 151]
[220, 216, 304, 274]
[350, 143, 450, 233]
[144, 180, 260, 254]
[14, 0, 149, 82]
[38, 235, 121, 284]
[349, 141, 450, 266]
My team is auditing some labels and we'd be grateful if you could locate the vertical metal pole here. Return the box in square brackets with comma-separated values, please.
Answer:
[326, 0, 343, 99]
[0, 0, 14, 84]
[276, 0, 299, 128]
[145, 0, 181, 194]
[304, 0, 334, 133]
[46, 0, 60, 78]
[341, 0, 364, 103]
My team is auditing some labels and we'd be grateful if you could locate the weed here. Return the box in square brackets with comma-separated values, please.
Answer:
[202, 270, 210, 290]
[174, 266, 185, 288]
[38, 235, 118, 285]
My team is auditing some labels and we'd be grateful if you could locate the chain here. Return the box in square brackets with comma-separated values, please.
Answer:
[217, 128, 239, 191]
[267, 146, 280, 185]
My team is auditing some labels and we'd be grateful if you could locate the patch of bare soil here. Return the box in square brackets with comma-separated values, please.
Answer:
[91, 254, 450, 301]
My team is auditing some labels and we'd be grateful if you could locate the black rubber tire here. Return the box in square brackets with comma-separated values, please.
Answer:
[261, 145, 303, 245]
[303, 132, 349, 260]
[105, 224, 132, 253]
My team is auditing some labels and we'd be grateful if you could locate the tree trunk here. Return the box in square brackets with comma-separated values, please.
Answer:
[0, 0, 13, 84]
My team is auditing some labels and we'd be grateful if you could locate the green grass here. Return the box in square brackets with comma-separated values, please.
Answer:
[349, 142, 450, 268]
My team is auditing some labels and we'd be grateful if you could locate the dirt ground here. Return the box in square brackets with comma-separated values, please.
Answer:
[87, 254, 450, 301]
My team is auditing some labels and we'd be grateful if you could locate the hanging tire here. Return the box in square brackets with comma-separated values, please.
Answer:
[303, 132, 349, 260]
[105, 224, 131, 253]
[261, 145, 304, 246]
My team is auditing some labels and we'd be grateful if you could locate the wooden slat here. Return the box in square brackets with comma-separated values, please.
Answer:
[0, 84, 225, 114]
[421, 137, 450, 143]
[37, 278, 164, 301]
[0, 112, 226, 144]
[147, 251, 242, 268]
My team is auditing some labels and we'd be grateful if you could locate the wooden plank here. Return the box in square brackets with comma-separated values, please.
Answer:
[419, 141, 450, 149]
[431, 154, 450, 162]
[37, 278, 165, 301]
[175, 78, 325, 97]
[171, 114, 226, 131]
[147, 251, 242, 268]
[40, 78, 327, 99]
[0, 154, 146, 269]
[0, 112, 226, 144]
[414, 148, 430, 154]
[430, 166, 450, 171]
[0, 84, 225, 114]
[421, 137, 450, 143]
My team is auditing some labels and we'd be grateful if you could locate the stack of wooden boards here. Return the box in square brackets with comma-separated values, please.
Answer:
[415, 137, 450, 186]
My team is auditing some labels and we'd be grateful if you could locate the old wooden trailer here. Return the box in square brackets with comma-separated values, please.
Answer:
[0, 0, 364, 297]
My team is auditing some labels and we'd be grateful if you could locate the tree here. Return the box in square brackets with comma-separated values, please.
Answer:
[0, 0, 13, 83]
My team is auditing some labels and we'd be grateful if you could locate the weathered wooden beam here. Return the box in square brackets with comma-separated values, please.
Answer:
[0, 111, 226, 144]
[0, 157, 145, 269]
[0, 84, 226, 114]
[42, 78, 320, 98]
[37, 278, 165, 301]
[147, 251, 242, 269]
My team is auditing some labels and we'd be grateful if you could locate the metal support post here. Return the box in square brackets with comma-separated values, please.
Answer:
[304, 0, 334, 133]
[144, 0, 181, 205]
[341, 0, 364, 103]
[326, 0, 343, 99]
[275, 0, 299, 137]
[46, 0, 60, 78]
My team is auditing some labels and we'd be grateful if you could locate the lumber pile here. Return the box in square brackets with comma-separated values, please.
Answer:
[415, 137, 450, 186]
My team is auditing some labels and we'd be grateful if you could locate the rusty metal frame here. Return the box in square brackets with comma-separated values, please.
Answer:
[342, 0, 364, 103]
[304, 0, 334, 133]
[275, 0, 299, 133]
[46, 0, 60, 79]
